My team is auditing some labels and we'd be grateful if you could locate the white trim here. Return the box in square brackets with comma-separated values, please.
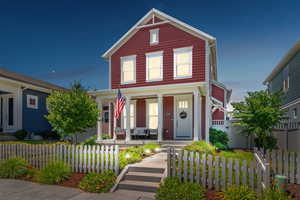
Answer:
[109, 56, 112, 89]
[146, 51, 163, 82]
[173, 46, 193, 79]
[121, 100, 136, 130]
[102, 8, 215, 59]
[205, 40, 211, 142]
[120, 55, 136, 85]
[149, 28, 159, 45]
[137, 21, 169, 29]
[26, 94, 38, 109]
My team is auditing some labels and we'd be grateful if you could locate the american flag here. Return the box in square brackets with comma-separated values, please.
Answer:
[113, 89, 126, 120]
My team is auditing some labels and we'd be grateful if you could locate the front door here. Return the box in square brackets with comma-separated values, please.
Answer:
[3, 95, 17, 131]
[174, 95, 193, 140]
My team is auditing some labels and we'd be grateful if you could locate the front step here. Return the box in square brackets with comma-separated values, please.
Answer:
[116, 166, 165, 193]
[128, 167, 165, 174]
[118, 180, 160, 193]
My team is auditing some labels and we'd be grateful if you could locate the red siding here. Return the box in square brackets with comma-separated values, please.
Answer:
[111, 22, 206, 89]
[212, 84, 225, 103]
[213, 110, 224, 120]
[201, 96, 206, 140]
[136, 99, 146, 127]
[163, 96, 174, 140]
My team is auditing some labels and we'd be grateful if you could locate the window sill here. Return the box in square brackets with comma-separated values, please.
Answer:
[121, 81, 136, 85]
[174, 75, 192, 80]
[146, 79, 163, 82]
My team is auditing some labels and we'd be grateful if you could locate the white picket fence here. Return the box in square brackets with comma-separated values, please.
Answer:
[167, 148, 269, 193]
[0, 144, 119, 174]
[258, 149, 300, 184]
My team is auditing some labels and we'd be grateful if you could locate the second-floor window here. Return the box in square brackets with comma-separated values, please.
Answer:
[150, 29, 159, 45]
[283, 76, 289, 92]
[146, 51, 163, 81]
[121, 55, 136, 84]
[173, 46, 193, 79]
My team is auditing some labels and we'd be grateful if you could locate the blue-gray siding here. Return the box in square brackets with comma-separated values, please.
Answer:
[269, 50, 300, 105]
[22, 89, 51, 133]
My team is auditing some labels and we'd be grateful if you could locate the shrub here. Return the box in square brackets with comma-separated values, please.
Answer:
[119, 151, 142, 169]
[209, 128, 229, 149]
[156, 177, 205, 200]
[0, 157, 29, 178]
[143, 143, 160, 153]
[262, 186, 293, 200]
[79, 171, 116, 193]
[14, 129, 28, 140]
[37, 161, 71, 184]
[254, 135, 277, 151]
[125, 146, 144, 156]
[184, 141, 216, 155]
[218, 150, 254, 162]
[81, 135, 97, 145]
[220, 185, 257, 200]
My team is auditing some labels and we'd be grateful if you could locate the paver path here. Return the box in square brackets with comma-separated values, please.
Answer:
[0, 179, 153, 200]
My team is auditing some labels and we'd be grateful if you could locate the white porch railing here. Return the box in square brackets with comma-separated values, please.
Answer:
[212, 120, 225, 125]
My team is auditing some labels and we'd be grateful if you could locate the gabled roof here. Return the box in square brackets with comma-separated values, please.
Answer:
[0, 68, 66, 91]
[102, 8, 216, 59]
[263, 38, 300, 84]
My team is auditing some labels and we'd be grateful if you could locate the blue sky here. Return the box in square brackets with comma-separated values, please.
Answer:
[0, 0, 299, 102]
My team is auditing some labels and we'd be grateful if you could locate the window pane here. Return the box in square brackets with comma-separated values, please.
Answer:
[177, 64, 190, 76]
[124, 71, 134, 82]
[151, 32, 158, 43]
[122, 58, 135, 82]
[149, 116, 158, 129]
[148, 55, 162, 80]
[123, 60, 134, 71]
[130, 117, 134, 129]
[175, 50, 192, 77]
[149, 103, 158, 115]
[149, 68, 161, 80]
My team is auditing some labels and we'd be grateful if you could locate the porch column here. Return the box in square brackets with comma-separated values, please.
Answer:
[125, 96, 131, 142]
[157, 94, 163, 142]
[108, 101, 112, 137]
[113, 102, 117, 140]
[97, 98, 103, 141]
[193, 90, 200, 141]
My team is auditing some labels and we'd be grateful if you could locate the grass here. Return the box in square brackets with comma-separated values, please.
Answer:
[218, 150, 254, 162]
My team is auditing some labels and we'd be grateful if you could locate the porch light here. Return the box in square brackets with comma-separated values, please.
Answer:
[154, 147, 161, 152]
[125, 153, 131, 159]
[144, 149, 151, 154]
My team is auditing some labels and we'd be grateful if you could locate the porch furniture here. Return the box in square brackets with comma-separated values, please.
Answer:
[132, 127, 148, 139]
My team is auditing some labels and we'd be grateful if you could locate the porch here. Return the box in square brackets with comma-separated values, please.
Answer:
[94, 83, 211, 144]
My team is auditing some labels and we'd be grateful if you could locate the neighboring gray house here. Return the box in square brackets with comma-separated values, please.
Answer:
[264, 39, 300, 121]
[0, 68, 65, 134]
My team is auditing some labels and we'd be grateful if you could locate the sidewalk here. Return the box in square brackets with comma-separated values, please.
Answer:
[0, 179, 154, 200]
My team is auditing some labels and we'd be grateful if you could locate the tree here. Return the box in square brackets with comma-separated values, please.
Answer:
[46, 82, 99, 141]
[231, 90, 285, 150]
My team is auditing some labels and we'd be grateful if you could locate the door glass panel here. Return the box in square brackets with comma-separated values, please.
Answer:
[8, 97, 14, 126]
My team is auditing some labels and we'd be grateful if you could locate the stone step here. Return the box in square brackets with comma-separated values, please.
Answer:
[124, 174, 162, 183]
[118, 180, 159, 193]
[128, 167, 165, 174]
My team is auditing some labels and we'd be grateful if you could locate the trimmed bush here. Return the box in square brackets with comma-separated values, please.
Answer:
[119, 151, 142, 169]
[79, 171, 116, 193]
[37, 161, 71, 184]
[262, 186, 293, 200]
[143, 143, 160, 153]
[0, 157, 29, 178]
[184, 141, 216, 155]
[220, 185, 257, 200]
[209, 128, 229, 149]
[156, 177, 205, 200]
[14, 129, 28, 140]
[125, 146, 144, 155]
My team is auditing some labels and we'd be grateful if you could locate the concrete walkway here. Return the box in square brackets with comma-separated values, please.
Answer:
[0, 179, 154, 200]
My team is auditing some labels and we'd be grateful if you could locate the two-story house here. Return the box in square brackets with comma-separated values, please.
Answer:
[91, 9, 231, 144]
[264, 39, 300, 121]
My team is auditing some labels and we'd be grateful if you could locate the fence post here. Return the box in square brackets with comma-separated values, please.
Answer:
[114, 145, 119, 175]
[167, 147, 171, 177]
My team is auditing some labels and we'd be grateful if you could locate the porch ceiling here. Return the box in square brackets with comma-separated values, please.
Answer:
[0, 90, 11, 95]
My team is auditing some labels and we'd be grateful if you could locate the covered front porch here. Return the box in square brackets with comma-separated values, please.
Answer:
[93, 82, 211, 144]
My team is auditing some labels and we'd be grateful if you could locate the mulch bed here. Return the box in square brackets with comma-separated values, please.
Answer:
[59, 173, 85, 188]
[286, 184, 300, 199]
[205, 190, 222, 200]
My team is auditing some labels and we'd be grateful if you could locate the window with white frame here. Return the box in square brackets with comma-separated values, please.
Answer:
[121, 55, 136, 84]
[123, 103, 135, 129]
[293, 108, 298, 119]
[27, 95, 38, 109]
[173, 47, 193, 78]
[146, 51, 163, 81]
[150, 29, 159, 45]
[283, 76, 289, 92]
[147, 100, 158, 129]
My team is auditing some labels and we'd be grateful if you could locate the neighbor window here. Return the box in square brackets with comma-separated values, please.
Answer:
[146, 51, 163, 81]
[147, 100, 158, 129]
[173, 46, 193, 78]
[27, 95, 38, 109]
[293, 108, 298, 119]
[121, 55, 136, 84]
[123, 103, 135, 129]
[283, 76, 289, 92]
[150, 29, 159, 45]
